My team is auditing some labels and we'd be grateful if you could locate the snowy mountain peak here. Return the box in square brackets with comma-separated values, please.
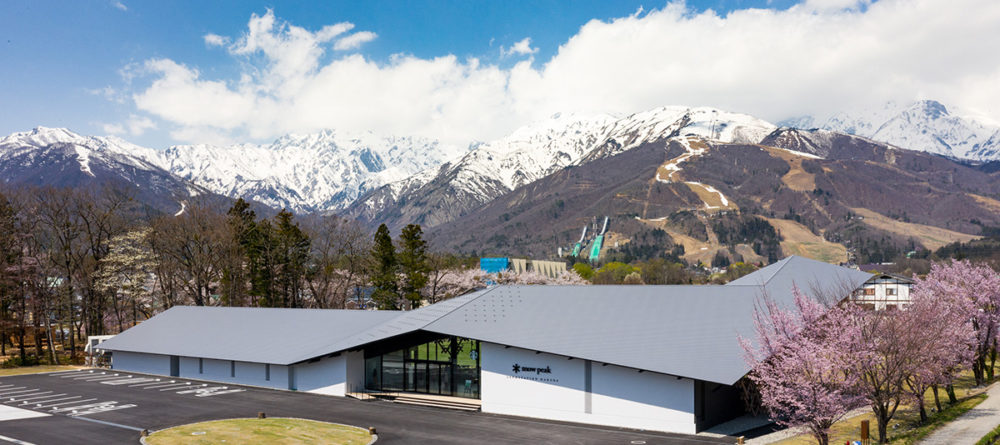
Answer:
[783, 99, 1000, 162]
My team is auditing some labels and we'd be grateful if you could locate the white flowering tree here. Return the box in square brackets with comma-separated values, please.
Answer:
[94, 227, 157, 332]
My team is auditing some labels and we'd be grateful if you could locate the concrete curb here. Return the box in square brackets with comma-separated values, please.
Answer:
[136, 416, 375, 444]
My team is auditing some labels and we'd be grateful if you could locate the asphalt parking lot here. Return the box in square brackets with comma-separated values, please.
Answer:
[0, 369, 736, 445]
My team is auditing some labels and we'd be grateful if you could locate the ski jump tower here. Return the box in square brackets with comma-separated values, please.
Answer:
[588, 216, 609, 262]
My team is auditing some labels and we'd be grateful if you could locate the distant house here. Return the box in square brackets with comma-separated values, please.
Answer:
[849, 273, 914, 310]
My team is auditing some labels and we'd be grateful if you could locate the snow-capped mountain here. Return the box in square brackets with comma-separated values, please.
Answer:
[156, 130, 469, 213]
[347, 106, 776, 229]
[781, 100, 1000, 161]
[0, 127, 210, 214]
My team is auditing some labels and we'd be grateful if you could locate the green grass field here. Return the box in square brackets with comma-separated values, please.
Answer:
[146, 418, 372, 445]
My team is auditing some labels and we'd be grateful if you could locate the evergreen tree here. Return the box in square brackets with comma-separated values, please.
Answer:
[398, 224, 429, 309]
[370, 224, 399, 309]
[274, 210, 310, 308]
[222, 198, 256, 306]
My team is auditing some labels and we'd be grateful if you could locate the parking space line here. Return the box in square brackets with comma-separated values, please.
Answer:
[0, 433, 38, 445]
[142, 381, 182, 389]
[101, 377, 153, 386]
[73, 375, 126, 381]
[0, 389, 33, 396]
[31, 396, 80, 408]
[16, 394, 64, 403]
[37, 398, 93, 409]
[0, 385, 16, 389]
[4, 392, 51, 402]
[157, 383, 194, 391]
[61, 372, 103, 378]
[127, 380, 164, 387]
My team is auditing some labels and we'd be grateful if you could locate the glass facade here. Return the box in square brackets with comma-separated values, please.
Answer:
[365, 336, 480, 399]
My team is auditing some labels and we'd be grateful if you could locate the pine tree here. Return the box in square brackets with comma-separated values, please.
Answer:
[398, 224, 429, 309]
[274, 210, 310, 308]
[370, 224, 399, 310]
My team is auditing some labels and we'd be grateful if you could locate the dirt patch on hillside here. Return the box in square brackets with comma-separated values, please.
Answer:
[849, 207, 978, 250]
[637, 217, 762, 265]
[763, 147, 816, 192]
[969, 193, 1000, 213]
[765, 217, 848, 264]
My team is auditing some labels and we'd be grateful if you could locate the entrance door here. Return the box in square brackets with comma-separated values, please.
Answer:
[169, 356, 179, 377]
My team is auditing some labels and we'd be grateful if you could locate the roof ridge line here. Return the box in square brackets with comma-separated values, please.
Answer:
[414, 285, 502, 330]
[761, 255, 795, 285]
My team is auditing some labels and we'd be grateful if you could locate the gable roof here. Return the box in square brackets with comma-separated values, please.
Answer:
[98, 256, 872, 385]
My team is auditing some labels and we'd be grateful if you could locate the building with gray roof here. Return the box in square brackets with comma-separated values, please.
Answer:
[97, 255, 874, 435]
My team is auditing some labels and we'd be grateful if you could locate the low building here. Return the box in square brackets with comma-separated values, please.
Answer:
[480, 257, 568, 278]
[97, 256, 871, 435]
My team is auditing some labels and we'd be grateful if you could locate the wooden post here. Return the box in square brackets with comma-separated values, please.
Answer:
[861, 419, 870, 445]
[737, 436, 744, 445]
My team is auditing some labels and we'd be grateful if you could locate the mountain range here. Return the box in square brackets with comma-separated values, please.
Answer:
[2, 100, 999, 264]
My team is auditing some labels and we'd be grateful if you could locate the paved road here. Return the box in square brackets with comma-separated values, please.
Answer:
[921, 382, 1000, 445]
[0, 369, 735, 445]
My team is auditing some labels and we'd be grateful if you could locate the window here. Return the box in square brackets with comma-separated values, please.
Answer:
[265, 364, 270, 381]
[230, 361, 235, 377]
[199, 358, 203, 374]
[864, 288, 876, 296]
[886, 288, 897, 296]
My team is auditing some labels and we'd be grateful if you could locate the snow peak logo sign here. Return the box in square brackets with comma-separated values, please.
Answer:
[512, 363, 551, 374]
[509, 363, 558, 383]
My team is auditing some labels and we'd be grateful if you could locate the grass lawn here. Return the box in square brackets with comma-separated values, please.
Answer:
[0, 365, 85, 377]
[774, 370, 991, 445]
[146, 418, 372, 445]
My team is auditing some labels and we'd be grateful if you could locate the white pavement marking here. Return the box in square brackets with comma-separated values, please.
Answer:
[141, 381, 180, 389]
[67, 402, 136, 417]
[158, 383, 194, 391]
[127, 380, 164, 388]
[5, 392, 50, 402]
[73, 375, 124, 381]
[50, 401, 116, 413]
[0, 433, 38, 445]
[37, 398, 94, 409]
[31, 396, 79, 407]
[0, 389, 33, 396]
[195, 389, 245, 397]
[16, 393, 63, 403]
[103, 377, 155, 385]
[61, 372, 103, 378]
[18, 394, 65, 405]
[71, 416, 144, 431]
[0, 405, 50, 422]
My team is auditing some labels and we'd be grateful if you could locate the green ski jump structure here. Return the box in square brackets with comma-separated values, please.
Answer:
[570, 216, 609, 262]
[589, 216, 609, 262]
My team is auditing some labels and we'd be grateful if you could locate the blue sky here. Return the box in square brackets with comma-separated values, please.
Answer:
[2, 0, 996, 148]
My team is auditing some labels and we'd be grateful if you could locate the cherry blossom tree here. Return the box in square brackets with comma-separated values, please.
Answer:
[919, 260, 1000, 386]
[903, 268, 977, 421]
[742, 288, 866, 445]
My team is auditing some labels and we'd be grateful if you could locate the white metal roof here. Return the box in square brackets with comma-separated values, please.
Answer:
[98, 256, 871, 385]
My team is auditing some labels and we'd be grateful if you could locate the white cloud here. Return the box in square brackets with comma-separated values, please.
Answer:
[112, 1, 127, 11]
[334, 31, 377, 51]
[203, 33, 228, 47]
[131, 1, 1000, 146]
[103, 114, 158, 136]
[500, 37, 538, 57]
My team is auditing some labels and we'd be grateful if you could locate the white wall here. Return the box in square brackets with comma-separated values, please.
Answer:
[481, 343, 696, 434]
[290, 354, 349, 396]
[111, 351, 171, 375]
